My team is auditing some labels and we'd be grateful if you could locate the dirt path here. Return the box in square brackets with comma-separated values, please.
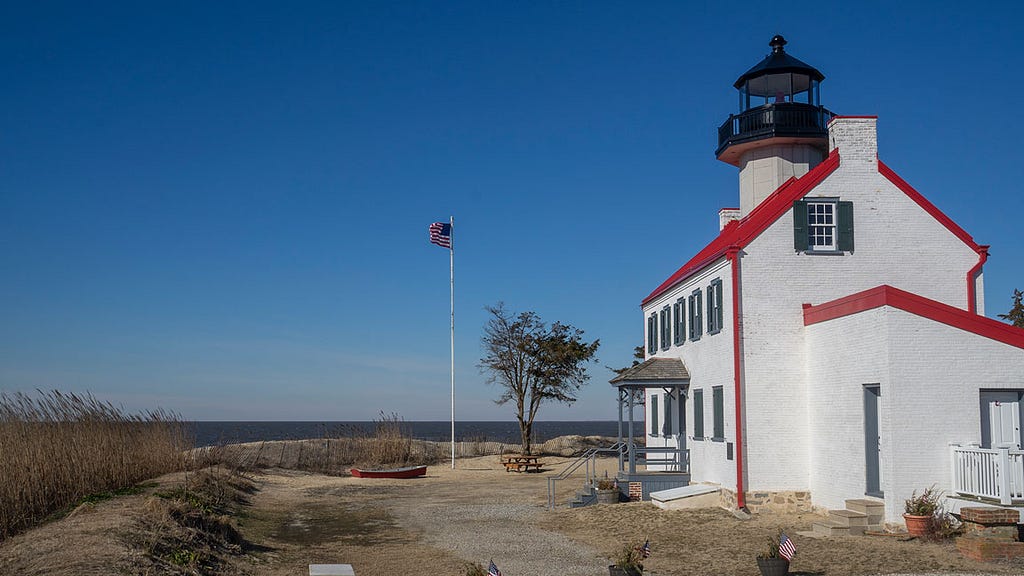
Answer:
[234, 455, 610, 575]
[2, 454, 1022, 575]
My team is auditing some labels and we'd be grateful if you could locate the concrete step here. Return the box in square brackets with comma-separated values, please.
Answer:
[812, 520, 865, 536]
[829, 508, 868, 527]
[846, 498, 884, 520]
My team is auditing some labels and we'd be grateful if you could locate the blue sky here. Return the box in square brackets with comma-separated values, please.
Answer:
[1, 1, 1022, 421]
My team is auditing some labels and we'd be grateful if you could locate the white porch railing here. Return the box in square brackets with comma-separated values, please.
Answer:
[950, 444, 1024, 505]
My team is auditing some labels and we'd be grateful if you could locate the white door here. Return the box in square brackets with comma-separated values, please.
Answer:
[990, 400, 1021, 449]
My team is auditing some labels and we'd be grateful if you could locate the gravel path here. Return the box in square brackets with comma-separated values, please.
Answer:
[394, 500, 607, 576]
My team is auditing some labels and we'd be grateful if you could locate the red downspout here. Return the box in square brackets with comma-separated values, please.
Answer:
[967, 246, 989, 314]
[727, 246, 746, 510]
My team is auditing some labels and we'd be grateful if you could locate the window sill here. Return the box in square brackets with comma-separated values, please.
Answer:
[801, 249, 847, 256]
[711, 437, 725, 442]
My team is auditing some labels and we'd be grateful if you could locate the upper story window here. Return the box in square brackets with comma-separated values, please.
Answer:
[707, 278, 724, 335]
[793, 199, 854, 253]
[660, 306, 671, 350]
[688, 289, 703, 341]
[808, 201, 836, 250]
[647, 314, 657, 355]
[673, 298, 686, 346]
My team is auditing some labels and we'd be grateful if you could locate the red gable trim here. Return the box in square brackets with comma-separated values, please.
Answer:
[878, 160, 981, 253]
[641, 150, 841, 306]
[803, 285, 1024, 350]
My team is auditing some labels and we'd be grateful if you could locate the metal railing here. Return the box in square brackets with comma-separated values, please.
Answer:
[716, 103, 833, 156]
[950, 444, 1024, 504]
[546, 442, 626, 509]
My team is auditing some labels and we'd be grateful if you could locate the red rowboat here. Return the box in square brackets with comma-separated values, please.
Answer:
[350, 465, 427, 479]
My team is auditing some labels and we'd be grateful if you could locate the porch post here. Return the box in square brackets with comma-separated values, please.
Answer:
[617, 389, 624, 471]
[999, 446, 1012, 505]
[628, 388, 636, 474]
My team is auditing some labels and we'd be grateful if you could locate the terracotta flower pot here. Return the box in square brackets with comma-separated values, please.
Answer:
[903, 513, 933, 536]
[756, 557, 789, 576]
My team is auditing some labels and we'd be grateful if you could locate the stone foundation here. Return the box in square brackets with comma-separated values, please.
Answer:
[719, 489, 813, 514]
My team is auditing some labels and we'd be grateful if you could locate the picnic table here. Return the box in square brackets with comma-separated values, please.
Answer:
[501, 454, 543, 473]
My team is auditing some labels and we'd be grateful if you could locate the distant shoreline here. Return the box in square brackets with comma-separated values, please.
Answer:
[188, 420, 621, 448]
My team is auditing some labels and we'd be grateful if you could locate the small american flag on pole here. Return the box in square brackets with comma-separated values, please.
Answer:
[487, 560, 501, 576]
[778, 533, 796, 561]
[638, 538, 651, 558]
[429, 221, 452, 249]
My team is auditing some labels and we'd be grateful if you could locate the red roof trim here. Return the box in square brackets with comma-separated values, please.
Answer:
[878, 160, 981, 252]
[803, 285, 1024, 350]
[641, 150, 840, 306]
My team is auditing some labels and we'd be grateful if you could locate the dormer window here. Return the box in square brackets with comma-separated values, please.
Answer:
[793, 199, 854, 253]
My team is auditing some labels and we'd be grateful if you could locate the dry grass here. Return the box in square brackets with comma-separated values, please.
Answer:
[0, 390, 190, 538]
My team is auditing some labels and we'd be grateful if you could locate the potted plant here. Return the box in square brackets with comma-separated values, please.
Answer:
[596, 477, 620, 504]
[608, 542, 644, 576]
[756, 532, 789, 576]
[904, 485, 942, 536]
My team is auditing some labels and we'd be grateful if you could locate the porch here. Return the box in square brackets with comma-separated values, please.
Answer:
[609, 357, 692, 500]
[949, 444, 1024, 518]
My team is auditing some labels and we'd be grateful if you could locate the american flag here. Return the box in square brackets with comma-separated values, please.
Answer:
[778, 533, 796, 561]
[487, 560, 501, 576]
[638, 538, 651, 559]
[429, 222, 452, 249]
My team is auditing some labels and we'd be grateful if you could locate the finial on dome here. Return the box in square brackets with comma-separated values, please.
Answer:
[770, 35, 787, 53]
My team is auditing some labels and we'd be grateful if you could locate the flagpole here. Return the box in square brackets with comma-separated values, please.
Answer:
[449, 215, 455, 469]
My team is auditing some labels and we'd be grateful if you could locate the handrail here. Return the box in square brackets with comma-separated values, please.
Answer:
[547, 442, 626, 509]
[950, 444, 1024, 504]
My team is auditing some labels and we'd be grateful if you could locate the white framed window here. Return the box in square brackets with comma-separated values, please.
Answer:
[807, 201, 836, 251]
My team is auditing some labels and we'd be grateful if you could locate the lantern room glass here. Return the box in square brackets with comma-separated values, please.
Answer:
[738, 74, 820, 111]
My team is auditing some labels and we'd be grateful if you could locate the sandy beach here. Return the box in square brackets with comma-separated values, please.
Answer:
[1, 451, 1021, 575]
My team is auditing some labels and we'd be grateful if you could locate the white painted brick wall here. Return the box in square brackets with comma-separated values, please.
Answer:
[740, 118, 979, 491]
[806, 306, 1024, 523]
[643, 258, 736, 487]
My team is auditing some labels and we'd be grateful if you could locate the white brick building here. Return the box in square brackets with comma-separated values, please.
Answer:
[626, 36, 1024, 523]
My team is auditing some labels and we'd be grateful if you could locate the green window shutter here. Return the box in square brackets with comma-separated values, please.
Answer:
[647, 315, 656, 354]
[650, 394, 659, 435]
[706, 285, 714, 333]
[793, 200, 808, 251]
[838, 201, 855, 252]
[660, 306, 670, 350]
[713, 386, 724, 439]
[687, 294, 695, 340]
[663, 393, 673, 436]
[673, 299, 685, 345]
[715, 280, 724, 334]
[693, 389, 704, 438]
[692, 290, 703, 341]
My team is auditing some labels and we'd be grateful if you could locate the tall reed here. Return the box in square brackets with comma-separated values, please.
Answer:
[0, 390, 190, 538]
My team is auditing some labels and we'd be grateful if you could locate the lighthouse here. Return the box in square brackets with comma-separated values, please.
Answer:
[716, 36, 832, 217]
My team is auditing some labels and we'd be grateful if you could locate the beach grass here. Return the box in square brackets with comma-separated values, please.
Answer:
[0, 390, 190, 538]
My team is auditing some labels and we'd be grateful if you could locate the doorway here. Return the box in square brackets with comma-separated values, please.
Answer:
[863, 384, 883, 498]
[980, 390, 1023, 449]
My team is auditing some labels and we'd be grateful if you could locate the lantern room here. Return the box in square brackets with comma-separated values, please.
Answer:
[717, 36, 835, 216]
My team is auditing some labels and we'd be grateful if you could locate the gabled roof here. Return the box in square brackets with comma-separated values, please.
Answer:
[642, 149, 989, 308]
[609, 357, 690, 388]
[803, 285, 1024, 350]
[642, 150, 841, 306]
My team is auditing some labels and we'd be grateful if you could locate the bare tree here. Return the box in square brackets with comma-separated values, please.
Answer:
[479, 303, 599, 454]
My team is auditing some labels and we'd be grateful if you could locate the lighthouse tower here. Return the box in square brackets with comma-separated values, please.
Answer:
[716, 36, 832, 217]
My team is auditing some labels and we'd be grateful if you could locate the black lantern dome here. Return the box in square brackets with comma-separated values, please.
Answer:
[716, 36, 833, 165]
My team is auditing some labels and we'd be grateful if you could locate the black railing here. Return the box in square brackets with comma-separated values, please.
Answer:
[716, 103, 833, 156]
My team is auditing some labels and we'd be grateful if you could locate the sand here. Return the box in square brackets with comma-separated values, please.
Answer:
[1, 453, 1022, 575]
